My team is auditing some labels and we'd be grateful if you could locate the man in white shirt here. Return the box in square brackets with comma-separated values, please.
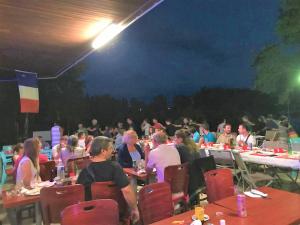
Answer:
[236, 124, 256, 147]
[145, 131, 181, 182]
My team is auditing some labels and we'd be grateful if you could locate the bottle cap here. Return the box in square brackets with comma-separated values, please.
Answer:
[220, 219, 226, 225]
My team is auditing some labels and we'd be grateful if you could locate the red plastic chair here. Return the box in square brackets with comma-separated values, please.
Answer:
[39, 160, 56, 181]
[67, 156, 90, 174]
[138, 182, 173, 225]
[91, 181, 129, 222]
[204, 168, 235, 202]
[40, 184, 85, 225]
[61, 199, 119, 225]
[164, 163, 189, 209]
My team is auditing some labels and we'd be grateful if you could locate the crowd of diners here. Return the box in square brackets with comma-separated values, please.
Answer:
[11, 114, 295, 223]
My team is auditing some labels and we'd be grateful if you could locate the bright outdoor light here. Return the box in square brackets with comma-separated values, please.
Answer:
[84, 18, 112, 39]
[91, 23, 124, 49]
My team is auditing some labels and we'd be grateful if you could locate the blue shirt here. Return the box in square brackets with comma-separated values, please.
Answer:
[193, 131, 200, 143]
[204, 132, 216, 143]
[129, 150, 142, 162]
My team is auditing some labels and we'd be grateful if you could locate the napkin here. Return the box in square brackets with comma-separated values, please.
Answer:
[244, 191, 262, 198]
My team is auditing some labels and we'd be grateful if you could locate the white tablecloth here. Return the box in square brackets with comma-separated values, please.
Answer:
[204, 148, 300, 170]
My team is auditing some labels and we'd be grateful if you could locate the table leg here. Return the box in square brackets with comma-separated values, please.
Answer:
[35, 202, 42, 225]
[6, 208, 18, 225]
[286, 170, 300, 189]
[130, 176, 137, 193]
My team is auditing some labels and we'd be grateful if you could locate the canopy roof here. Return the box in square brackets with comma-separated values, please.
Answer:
[0, 0, 163, 78]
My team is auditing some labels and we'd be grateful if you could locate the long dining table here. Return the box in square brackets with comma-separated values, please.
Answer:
[150, 187, 300, 225]
[2, 190, 42, 225]
[203, 146, 300, 188]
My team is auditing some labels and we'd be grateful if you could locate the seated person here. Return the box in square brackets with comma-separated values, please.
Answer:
[16, 138, 41, 188]
[77, 132, 86, 149]
[117, 130, 144, 168]
[191, 126, 200, 143]
[199, 123, 216, 145]
[12, 143, 24, 166]
[216, 123, 236, 145]
[61, 135, 85, 167]
[145, 131, 181, 182]
[52, 135, 68, 164]
[37, 136, 50, 149]
[174, 129, 199, 164]
[77, 136, 139, 222]
[236, 124, 256, 147]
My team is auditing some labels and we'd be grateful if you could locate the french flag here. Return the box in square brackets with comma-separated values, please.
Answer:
[16, 70, 39, 113]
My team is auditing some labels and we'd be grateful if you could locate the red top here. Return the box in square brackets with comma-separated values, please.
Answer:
[153, 122, 163, 129]
[39, 154, 49, 163]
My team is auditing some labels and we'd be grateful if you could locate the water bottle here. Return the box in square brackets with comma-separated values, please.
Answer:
[57, 159, 65, 180]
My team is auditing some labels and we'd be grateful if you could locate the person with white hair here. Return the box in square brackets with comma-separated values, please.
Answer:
[117, 130, 144, 168]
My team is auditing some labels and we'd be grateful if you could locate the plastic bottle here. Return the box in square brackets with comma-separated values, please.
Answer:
[57, 159, 65, 180]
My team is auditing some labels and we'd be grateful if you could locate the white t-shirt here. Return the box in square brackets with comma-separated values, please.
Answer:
[78, 139, 86, 149]
[236, 134, 256, 146]
[147, 144, 181, 182]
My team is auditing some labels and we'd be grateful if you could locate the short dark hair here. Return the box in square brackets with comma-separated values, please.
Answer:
[202, 123, 210, 131]
[224, 123, 232, 128]
[78, 132, 85, 138]
[90, 136, 113, 157]
[239, 123, 248, 131]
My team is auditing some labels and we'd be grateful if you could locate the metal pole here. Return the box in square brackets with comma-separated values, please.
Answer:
[24, 113, 29, 138]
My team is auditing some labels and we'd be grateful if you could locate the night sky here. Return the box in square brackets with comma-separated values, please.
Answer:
[83, 0, 280, 100]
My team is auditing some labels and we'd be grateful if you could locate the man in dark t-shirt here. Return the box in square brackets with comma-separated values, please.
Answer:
[77, 160, 129, 200]
[87, 119, 100, 137]
[76, 136, 139, 223]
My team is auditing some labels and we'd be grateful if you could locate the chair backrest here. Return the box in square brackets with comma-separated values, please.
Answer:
[262, 141, 288, 150]
[39, 160, 56, 181]
[67, 156, 90, 174]
[138, 182, 173, 225]
[75, 157, 92, 170]
[204, 168, 234, 202]
[61, 199, 119, 225]
[265, 130, 279, 141]
[0, 151, 7, 185]
[91, 181, 128, 219]
[2, 146, 13, 164]
[199, 149, 207, 158]
[164, 163, 189, 195]
[208, 150, 235, 167]
[189, 156, 217, 193]
[40, 184, 85, 225]
[289, 137, 300, 144]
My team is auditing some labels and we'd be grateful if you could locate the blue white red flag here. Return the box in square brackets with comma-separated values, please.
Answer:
[15, 70, 39, 113]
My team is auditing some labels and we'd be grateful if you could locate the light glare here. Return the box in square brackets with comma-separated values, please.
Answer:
[84, 19, 112, 39]
[91, 24, 124, 49]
